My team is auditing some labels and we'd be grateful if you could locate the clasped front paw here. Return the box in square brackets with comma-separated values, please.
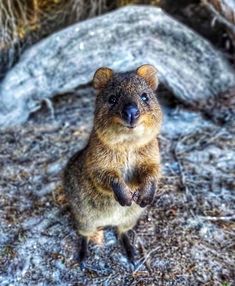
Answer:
[112, 183, 132, 206]
[134, 182, 156, 208]
[114, 191, 132, 206]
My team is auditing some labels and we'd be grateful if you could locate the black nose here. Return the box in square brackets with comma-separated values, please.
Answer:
[122, 103, 140, 125]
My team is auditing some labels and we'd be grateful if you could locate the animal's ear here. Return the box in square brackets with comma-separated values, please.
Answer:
[136, 64, 158, 90]
[93, 67, 113, 90]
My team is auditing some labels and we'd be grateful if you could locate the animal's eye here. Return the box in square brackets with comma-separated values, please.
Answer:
[108, 95, 117, 105]
[141, 93, 149, 103]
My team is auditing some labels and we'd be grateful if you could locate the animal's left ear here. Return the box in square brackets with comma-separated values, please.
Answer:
[136, 64, 158, 90]
[93, 67, 113, 90]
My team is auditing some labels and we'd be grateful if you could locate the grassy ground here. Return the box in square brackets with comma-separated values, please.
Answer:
[0, 85, 234, 285]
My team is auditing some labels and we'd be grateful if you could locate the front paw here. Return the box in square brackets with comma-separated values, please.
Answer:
[112, 183, 132, 206]
[114, 189, 132, 206]
[134, 182, 156, 208]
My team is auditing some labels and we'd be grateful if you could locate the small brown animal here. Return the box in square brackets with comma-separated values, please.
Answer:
[63, 64, 162, 264]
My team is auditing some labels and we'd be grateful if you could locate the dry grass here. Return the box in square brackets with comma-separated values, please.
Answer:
[0, 0, 111, 76]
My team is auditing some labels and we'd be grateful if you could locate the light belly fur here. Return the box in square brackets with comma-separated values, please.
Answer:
[93, 201, 143, 228]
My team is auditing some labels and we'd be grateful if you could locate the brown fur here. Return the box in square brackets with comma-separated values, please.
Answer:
[63, 64, 162, 245]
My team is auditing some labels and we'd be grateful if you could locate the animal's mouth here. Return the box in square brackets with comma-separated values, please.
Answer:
[122, 118, 145, 129]
[112, 115, 143, 130]
[123, 124, 137, 129]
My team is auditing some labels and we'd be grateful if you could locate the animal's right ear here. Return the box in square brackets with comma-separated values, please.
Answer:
[93, 67, 113, 90]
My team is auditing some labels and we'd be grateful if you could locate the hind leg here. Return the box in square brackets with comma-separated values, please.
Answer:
[75, 227, 97, 265]
[77, 228, 104, 269]
[119, 231, 135, 264]
[78, 236, 88, 266]
[117, 206, 143, 264]
[117, 221, 137, 264]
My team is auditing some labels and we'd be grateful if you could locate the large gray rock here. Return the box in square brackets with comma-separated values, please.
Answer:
[0, 5, 235, 128]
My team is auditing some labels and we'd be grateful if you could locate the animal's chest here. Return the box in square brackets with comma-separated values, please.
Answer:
[121, 151, 137, 183]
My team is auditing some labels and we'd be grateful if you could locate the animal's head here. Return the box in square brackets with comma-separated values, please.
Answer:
[92, 64, 162, 147]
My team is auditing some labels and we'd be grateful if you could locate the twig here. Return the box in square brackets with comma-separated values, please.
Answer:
[171, 140, 191, 202]
[133, 246, 160, 274]
[198, 215, 235, 222]
[137, 237, 152, 274]
[202, 0, 235, 34]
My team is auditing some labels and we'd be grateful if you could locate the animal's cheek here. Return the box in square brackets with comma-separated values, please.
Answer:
[96, 108, 109, 121]
[139, 113, 154, 128]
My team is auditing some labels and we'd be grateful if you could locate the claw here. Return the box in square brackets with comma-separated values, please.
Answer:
[135, 182, 156, 207]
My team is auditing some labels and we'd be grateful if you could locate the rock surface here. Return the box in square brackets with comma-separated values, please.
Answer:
[0, 5, 235, 128]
